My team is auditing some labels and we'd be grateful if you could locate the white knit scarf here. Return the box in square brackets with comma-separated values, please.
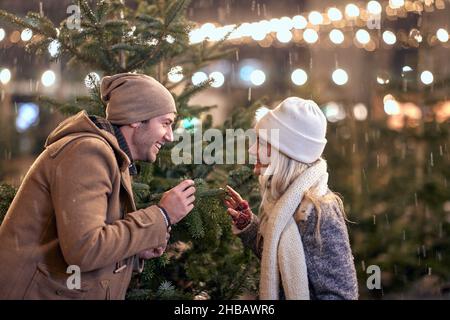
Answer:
[259, 158, 329, 300]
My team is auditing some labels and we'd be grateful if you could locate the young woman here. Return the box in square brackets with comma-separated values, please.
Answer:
[224, 97, 358, 300]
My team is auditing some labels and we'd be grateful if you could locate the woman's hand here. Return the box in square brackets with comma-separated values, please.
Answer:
[224, 185, 253, 230]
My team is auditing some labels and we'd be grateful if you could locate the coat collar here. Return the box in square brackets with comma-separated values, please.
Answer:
[89, 115, 138, 176]
[45, 110, 132, 173]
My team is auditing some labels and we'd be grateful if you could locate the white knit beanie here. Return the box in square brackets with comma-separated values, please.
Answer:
[255, 97, 327, 163]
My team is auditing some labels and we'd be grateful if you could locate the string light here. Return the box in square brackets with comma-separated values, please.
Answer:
[382, 30, 397, 45]
[436, 28, 449, 43]
[291, 69, 308, 86]
[15, 102, 39, 132]
[0, 28, 5, 42]
[9, 30, 22, 43]
[383, 94, 400, 115]
[255, 107, 270, 122]
[182, 6, 446, 51]
[327, 8, 343, 21]
[329, 29, 345, 44]
[384, 100, 400, 115]
[240, 65, 254, 82]
[20, 28, 33, 42]
[84, 72, 100, 89]
[6, 2, 446, 52]
[402, 66, 413, 72]
[48, 40, 60, 57]
[377, 75, 390, 85]
[420, 70, 434, 85]
[189, 23, 446, 49]
[257, 20, 271, 34]
[127, 26, 136, 37]
[165, 35, 175, 44]
[409, 29, 422, 43]
[303, 29, 319, 43]
[332, 68, 349, 85]
[268, 19, 281, 33]
[200, 23, 215, 34]
[367, 1, 382, 15]
[168, 66, 183, 83]
[209, 24, 235, 41]
[0, 5, 445, 93]
[180, 67, 434, 90]
[147, 38, 159, 46]
[345, 4, 360, 18]
[308, 11, 323, 25]
[41, 70, 56, 87]
[353, 103, 368, 121]
[180, 117, 200, 131]
[189, 29, 205, 44]
[209, 71, 225, 88]
[250, 69, 266, 86]
[0, 68, 11, 84]
[356, 29, 371, 44]
[292, 15, 307, 29]
[192, 71, 208, 86]
[279, 16, 294, 30]
[251, 22, 267, 41]
[276, 29, 293, 43]
[323, 102, 346, 122]
[389, 0, 405, 9]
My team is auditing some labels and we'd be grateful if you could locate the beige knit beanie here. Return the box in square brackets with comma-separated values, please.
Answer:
[100, 73, 177, 125]
[255, 97, 327, 163]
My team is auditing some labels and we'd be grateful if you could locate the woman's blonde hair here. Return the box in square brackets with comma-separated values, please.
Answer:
[257, 146, 347, 247]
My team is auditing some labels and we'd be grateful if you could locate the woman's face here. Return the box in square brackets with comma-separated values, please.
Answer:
[249, 136, 271, 175]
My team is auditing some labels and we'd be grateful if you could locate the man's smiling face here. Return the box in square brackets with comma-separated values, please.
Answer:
[130, 113, 176, 162]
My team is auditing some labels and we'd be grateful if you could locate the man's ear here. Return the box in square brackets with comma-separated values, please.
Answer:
[129, 122, 141, 129]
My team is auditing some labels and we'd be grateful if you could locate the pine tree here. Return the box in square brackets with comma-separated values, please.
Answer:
[323, 63, 450, 298]
[0, 183, 17, 225]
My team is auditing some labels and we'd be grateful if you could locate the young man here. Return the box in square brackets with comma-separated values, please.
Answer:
[0, 73, 195, 299]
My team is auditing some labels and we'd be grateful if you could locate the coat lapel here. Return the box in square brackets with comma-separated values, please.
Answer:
[120, 171, 137, 213]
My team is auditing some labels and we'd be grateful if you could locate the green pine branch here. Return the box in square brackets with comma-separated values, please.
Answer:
[0, 184, 17, 224]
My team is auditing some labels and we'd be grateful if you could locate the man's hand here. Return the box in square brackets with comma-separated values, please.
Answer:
[158, 179, 196, 225]
[139, 232, 170, 260]
[139, 246, 165, 259]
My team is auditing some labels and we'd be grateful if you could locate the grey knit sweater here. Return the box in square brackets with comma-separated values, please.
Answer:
[237, 200, 359, 300]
